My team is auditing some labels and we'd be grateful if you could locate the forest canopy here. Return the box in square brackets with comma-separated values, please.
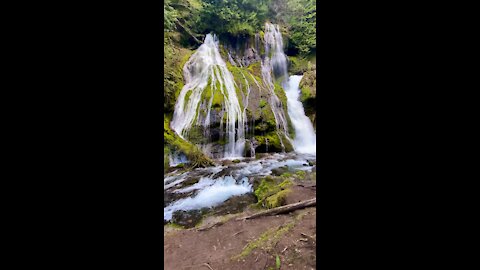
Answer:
[164, 0, 316, 56]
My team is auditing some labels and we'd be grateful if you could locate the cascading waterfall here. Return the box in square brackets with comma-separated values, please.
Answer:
[262, 23, 294, 148]
[239, 70, 251, 135]
[264, 23, 289, 81]
[284, 75, 316, 154]
[171, 34, 245, 158]
[249, 140, 255, 157]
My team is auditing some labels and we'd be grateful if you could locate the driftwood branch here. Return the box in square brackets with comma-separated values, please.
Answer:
[196, 220, 225, 231]
[202, 263, 214, 270]
[175, 21, 202, 45]
[237, 198, 316, 221]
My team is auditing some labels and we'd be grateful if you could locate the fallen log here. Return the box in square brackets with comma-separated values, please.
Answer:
[175, 21, 203, 45]
[237, 198, 316, 221]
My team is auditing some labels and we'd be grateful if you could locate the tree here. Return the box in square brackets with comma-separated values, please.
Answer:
[286, 0, 316, 55]
[198, 0, 269, 37]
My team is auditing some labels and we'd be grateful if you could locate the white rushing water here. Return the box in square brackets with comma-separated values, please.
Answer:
[284, 75, 316, 154]
[164, 153, 315, 221]
[171, 34, 245, 158]
[262, 23, 294, 148]
[164, 176, 252, 221]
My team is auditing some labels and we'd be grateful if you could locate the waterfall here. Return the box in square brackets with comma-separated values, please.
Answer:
[250, 140, 255, 157]
[239, 70, 252, 144]
[262, 23, 294, 148]
[169, 152, 189, 166]
[171, 34, 245, 158]
[284, 75, 316, 155]
[264, 23, 288, 81]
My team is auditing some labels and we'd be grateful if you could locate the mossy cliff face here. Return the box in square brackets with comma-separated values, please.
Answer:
[299, 64, 316, 130]
[164, 33, 194, 114]
[164, 115, 214, 170]
[226, 59, 294, 154]
[165, 32, 310, 160]
[170, 37, 294, 158]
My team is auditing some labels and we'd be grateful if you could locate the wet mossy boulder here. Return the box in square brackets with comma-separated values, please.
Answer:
[254, 132, 294, 153]
[288, 56, 309, 75]
[299, 65, 316, 129]
[164, 115, 214, 168]
[254, 176, 293, 209]
[265, 189, 290, 209]
[171, 209, 205, 229]
[211, 193, 257, 215]
[271, 166, 289, 176]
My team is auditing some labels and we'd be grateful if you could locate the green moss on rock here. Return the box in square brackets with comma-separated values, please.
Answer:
[259, 99, 267, 108]
[254, 176, 280, 201]
[164, 116, 214, 168]
[299, 65, 316, 129]
[265, 189, 290, 209]
[254, 177, 293, 209]
[288, 56, 309, 75]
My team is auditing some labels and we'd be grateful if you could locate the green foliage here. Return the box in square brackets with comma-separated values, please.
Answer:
[198, 0, 269, 37]
[164, 35, 194, 113]
[164, 0, 179, 31]
[276, 255, 281, 269]
[287, 0, 316, 55]
[288, 55, 309, 74]
[266, 0, 316, 56]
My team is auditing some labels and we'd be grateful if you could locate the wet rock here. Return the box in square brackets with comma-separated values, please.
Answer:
[171, 209, 205, 229]
[211, 194, 257, 216]
[216, 166, 237, 177]
[271, 166, 289, 176]
[221, 159, 234, 166]
[178, 177, 200, 188]
[164, 190, 195, 207]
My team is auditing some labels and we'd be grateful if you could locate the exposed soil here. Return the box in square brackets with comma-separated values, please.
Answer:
[164, 184, 316, 270]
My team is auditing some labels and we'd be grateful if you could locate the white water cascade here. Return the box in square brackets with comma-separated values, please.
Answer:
[284, 75, 316, 155]
[262, 23, 294, 148]
[171, 34, 245, 158]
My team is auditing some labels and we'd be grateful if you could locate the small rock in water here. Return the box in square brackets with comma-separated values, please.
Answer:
[271, 166, 289, 176]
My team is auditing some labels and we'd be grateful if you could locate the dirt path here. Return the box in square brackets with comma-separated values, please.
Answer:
[164, 184, 316, 270]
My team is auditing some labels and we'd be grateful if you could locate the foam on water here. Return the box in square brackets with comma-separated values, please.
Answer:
[173, 177, 216, 194]
[164, 176, 252, 221]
